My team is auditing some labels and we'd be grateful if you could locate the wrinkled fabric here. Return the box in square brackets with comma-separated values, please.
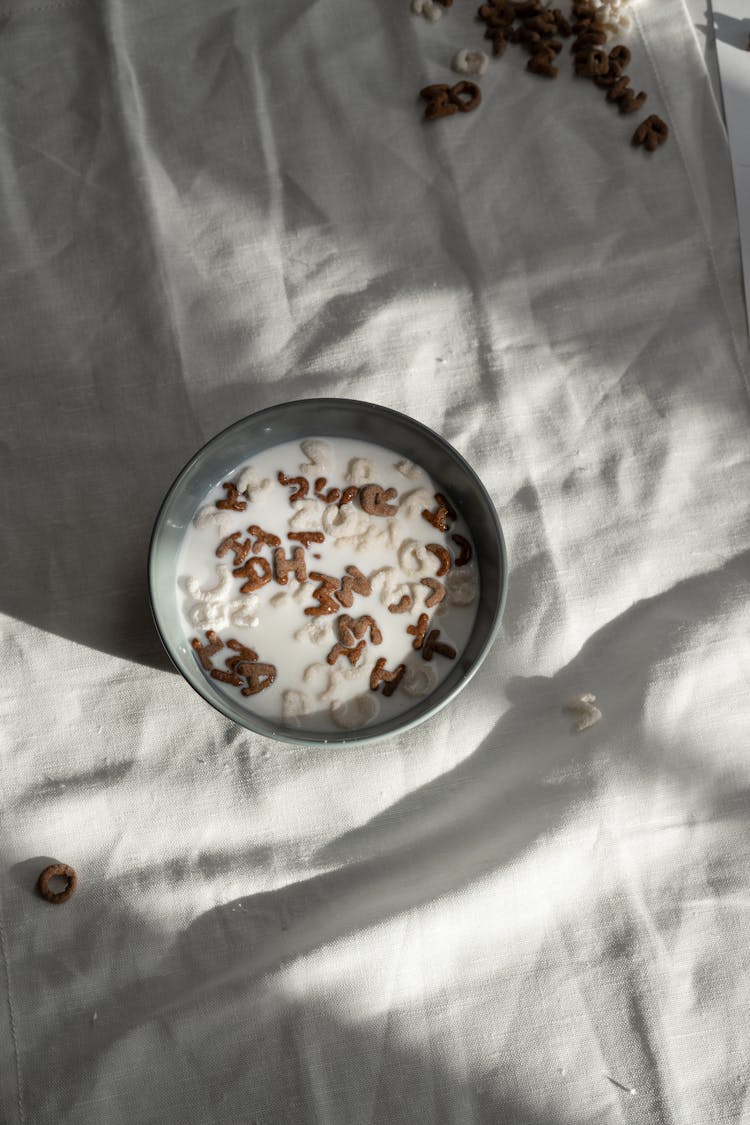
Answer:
[1, 1, 749, 1123]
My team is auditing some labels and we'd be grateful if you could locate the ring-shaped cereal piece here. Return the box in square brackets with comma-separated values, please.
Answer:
[450, 81, 482, 112]
[38, 863, 78, 904]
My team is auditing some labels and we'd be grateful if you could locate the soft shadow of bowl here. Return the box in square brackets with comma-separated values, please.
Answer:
[149, 398, 508, 746]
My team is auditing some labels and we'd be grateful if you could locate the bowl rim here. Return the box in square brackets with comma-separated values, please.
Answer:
[148, 397, 508, 747]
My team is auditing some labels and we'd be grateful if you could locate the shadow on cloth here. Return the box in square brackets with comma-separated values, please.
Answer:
[12, 549, 749, 1120]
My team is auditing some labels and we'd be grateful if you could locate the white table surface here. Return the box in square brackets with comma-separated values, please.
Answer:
[1, 1, 748, 1123]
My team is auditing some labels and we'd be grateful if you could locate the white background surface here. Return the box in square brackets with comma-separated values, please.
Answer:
[1, 1, 749, 1123]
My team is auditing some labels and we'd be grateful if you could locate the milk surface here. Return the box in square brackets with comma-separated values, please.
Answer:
[177, 437, 479, 732]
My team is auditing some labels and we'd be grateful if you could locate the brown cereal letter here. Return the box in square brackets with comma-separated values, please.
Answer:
[335, 565, 372, 608]
[225, 638, 259, 670]
[425, 544, 452, 577]
[210, 669, 244, 686]
[452, 534, 472, 567]
[338, 614, 383, 646]
[370, 658, 407, 697]
[632, 114, 669, 152]
[273, 546, 308, 585]
[388, 594, 413, 614]
[422, 492, 456, 532]
[305, 572, 341, 616]
[421, 578, 446, 608]
[451, 81, 481, 112]
[575, 47, 609, 76]
[359, 484, 398, 517]
[528, 53, 559, 77]
[191, 629, 224, 670]
[233, 556, 272, 593]
[277, 471, 309, 501]
[422, 629, 457, 662]
[248, 525, 281, 553]
[216, 532, 253, 565]
[216, 482, 247, 511]
[407, 613, 430, 651]
[327, 640, 367, 667]
[234, 661, 277, 696]
[314, 477, 342, 504]
[288, 531, 325, 547]
[339, 486, 359, 507]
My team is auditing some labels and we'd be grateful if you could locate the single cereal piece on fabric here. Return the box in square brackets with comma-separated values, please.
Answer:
[234, 660, 277, 696]
[524, 13, 557, 34]
[450, 81, 481, 112]
[421, 87, 457, 121]
[305, 572, 342, 616]
[451, 533, 472, 567]
[488, 30, 507, 57]
[359, 484, 399, 516]
[248, 525, 281, 553]
[422, 629, 457, 661]
[273, 546, 308, 585]
[575, 47, 609, 75]
[531, 37, 563, 55]
[327, 639, 367, 667]
[420, 82, 481, 121]
[233, 555, 272, 593]
[370, 658, 407, 697]
[564, 692, 602, 732]
[632, 114, 669, 152]
[288, 531, 325, 548]
[37, 863, 78, 905]
[421, 578, 446, 608]
[605, 76, 646, 114]
[514, 0, 542, 16]
[278, 472, 309, 501]
[191, 629, 224, 670]
[216, 482, 247, 511]
[412, 0, 443, 21]
[452, 48, 489, 76]
[407, 613, 430, 650]
[552, 8, 572, 35]
[335, 565, 372, 607]
[606, 44, 630, 74]
[426, 543, 452, 576]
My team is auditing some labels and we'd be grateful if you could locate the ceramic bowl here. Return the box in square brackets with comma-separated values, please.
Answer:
[149, 398, 507, 745]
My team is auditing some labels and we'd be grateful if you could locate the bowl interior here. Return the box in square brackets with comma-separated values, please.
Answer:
[149, 399, 507, 745]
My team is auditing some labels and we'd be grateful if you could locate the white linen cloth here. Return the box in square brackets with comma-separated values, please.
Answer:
[1, 1, 749, 1122]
